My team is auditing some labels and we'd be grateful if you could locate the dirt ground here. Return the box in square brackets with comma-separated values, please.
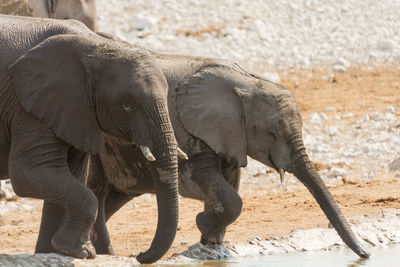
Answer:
[0, 65, 399, 260]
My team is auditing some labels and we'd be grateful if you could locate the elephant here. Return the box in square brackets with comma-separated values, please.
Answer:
[77, 50, 370, 259]
[0, 0, 97, 30]
[0, 15, 181, 264]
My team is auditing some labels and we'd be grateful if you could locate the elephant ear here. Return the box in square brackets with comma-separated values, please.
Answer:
[176, 66, 248, 167]
[9, 34, 101, 154]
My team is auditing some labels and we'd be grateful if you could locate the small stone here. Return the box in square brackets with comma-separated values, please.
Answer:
[334, 57, 351, 67]
[325, 106, 336, 112]
[22, 204, 34, 212]
[384, 113, 396, 121]
[322, 74, 335, 81]
[376, 40, 394, 51]
[333, 64, 346, 73]
[386, 106, 396, 113]
[342, 113, 353, 119]
[262, 72, 280, 83]
[328, 126, 339, 136]
[319, 112, 328, 121]
[389, 158, 400, 171]
[309, 113, 322, 124]
[330, 167, 348, 177]
[130, 15, 155, 31]
[362, 115, 370, 122]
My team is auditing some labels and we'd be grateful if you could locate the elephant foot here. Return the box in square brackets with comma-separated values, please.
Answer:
[51, 228, 96, 259]
[182, 243, 232, 260]
[196, 212, 226, 245]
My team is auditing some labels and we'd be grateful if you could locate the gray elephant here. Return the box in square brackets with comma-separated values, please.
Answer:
[79, 51, 369, 259]
[0, 15, 180, 264]
[0, 0, 97, 30]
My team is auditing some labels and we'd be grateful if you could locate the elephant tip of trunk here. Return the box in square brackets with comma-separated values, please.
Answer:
[356, 247, 370, 258]
[135, 251, 157, 264]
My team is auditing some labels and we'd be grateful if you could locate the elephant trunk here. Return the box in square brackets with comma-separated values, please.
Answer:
[290, 132, 370, 258]
[136, 102, 179, 264]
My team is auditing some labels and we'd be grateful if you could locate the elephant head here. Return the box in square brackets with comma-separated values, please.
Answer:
[27, 0, 98, 30]
[9, 34, 178, 263]
[176, 65, 369, 258]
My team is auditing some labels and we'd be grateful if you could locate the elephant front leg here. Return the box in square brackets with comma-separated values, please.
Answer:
[190, 152, 242, 246]
[9, 125, 98, 259]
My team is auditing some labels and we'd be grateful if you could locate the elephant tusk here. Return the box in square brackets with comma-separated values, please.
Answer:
[140, 145, 156, 161]
[177, 147, 188, 160]
[278, 168, 285, 184]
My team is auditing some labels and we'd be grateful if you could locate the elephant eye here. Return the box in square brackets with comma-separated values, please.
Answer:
[122, 101, 135, 113]
[268, 132, 276, 140]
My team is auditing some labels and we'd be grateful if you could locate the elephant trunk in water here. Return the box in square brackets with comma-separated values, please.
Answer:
[289, 129, 370, 258]
[136, 101, 179, 264]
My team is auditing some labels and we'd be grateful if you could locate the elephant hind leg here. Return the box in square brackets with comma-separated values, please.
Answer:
[190, 152, 242, 245]
[93, 190, 136, 254]
[35, 201, 64, 253]
[9, 123, 98, 259]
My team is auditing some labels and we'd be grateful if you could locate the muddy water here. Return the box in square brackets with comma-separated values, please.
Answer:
[168, 246, 400, 267]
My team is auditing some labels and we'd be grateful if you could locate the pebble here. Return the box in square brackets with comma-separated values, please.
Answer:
[328, 167, 348, 178]
[342, 113, 354, 119]
[333, 64, 346, 73]
[325, 106, 336, 112]
[262, 72, 281, 83]
[389, 158, 400, 171]
[309, 113, 322, 124]
[319, 112, 328, 121]
[386, 106, 396, 113]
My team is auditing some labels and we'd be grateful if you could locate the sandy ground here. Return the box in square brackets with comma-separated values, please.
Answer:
[0, 65, 399, 261]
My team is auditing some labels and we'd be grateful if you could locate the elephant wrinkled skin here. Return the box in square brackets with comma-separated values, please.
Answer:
[0, 15, 179, 264]
[82, 51, 370, 259]
[0, 0, 98, 30]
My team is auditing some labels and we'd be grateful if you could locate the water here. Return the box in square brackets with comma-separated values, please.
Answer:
[164, 246, 400, 267]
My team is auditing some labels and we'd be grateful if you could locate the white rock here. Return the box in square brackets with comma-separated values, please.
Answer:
[386, 106, 396, 113]
[376, 40, 394, 51]
[130, 15, 154, 31]
[389, 158, 400, 171]
[328, 126, 339, 136]
[384, 113, 396, 121]
[262, 72, 280, 83]
[309, 113, 322, 124]
[332, 167, 348, 177]
[342, 113, 354, 119]
[22, 204, 34, 212]
[321, 74, 335, 81]
[362, 115, 370, 122]
[333, 64, 346, 73]
[319, 112, 328, 121]
[324, 106, 336, 112]
[334, 57, 351, 67]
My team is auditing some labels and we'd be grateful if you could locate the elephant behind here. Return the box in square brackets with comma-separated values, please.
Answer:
[0, 15, 179, 264]
[83, 52, 370, 259]
[0, 0, 97, 30]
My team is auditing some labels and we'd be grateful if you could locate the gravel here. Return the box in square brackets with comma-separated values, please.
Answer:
[97, 0, 400, 71]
